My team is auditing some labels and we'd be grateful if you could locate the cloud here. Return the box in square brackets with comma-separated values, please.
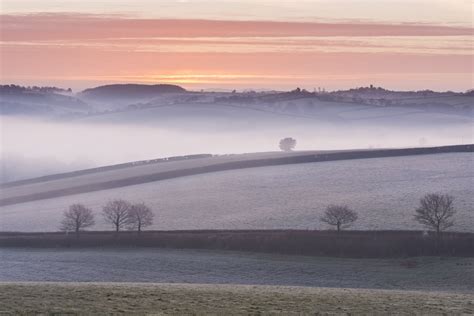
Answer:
[1, 13, 472, 90]
[1, 13, 472, 42]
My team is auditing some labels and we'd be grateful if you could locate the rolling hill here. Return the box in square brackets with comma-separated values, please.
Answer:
[1, 145, 472, 232]
[2, 83, 472, 119]
[1, 84, 472, 186]
[79, 84, 186, 104]
[0, 85, 90, 116]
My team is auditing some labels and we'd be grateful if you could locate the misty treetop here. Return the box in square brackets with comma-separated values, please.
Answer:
[279, 137, 297, 152]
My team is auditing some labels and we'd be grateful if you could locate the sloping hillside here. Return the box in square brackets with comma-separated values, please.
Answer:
[1, 85, 472, 183]
[0, 146, 472, 233]
[80, 84, 186, 105]
[2, 84, 472, 119]
[0, 85, 89, 116]
[1, 145, 471, 206]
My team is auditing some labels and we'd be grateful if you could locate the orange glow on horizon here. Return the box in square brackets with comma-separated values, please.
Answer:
[1, 13, 472, 91]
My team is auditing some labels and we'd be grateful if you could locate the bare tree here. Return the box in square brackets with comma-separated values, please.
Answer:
[279, 137, 296, 152]
[414, 193, 456, 236]
[60, 204, 95, 237]
[320, 205, 358, 232]
[127, 202, 154, 233]
[102, 199, 132, 232]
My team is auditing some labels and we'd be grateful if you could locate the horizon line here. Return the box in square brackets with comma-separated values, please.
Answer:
[2, 82, 472, 94]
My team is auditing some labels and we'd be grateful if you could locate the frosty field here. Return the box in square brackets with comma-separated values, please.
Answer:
[0, 152, 472, 232]
[1, 248, 473, 292]
[2, 282, 473, 315]
[1, 248, 473, 314]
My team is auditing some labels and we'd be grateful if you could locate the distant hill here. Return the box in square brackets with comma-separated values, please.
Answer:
[1, 83, 472, 117]
[214, 86, 473, 116]
[0, 84, 89, 116]
[0, 85, 72, 95]
[80, 84, 187, 101]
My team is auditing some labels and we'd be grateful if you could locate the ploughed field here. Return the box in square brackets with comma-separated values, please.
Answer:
[0, 151, 472, 232]
[1, 282, 473, 315]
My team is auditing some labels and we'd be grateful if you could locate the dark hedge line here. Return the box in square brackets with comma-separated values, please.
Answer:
[1, 230, 472, 258]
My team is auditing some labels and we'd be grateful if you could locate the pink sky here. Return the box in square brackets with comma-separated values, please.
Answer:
[1, 1, 473, 91]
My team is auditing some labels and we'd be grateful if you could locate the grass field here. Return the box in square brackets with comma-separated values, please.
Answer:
[0, 282, 472, 314]
[1, 151, 473, 233]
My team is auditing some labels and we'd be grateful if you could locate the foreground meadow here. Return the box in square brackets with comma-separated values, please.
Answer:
[1, 282, 472, 315]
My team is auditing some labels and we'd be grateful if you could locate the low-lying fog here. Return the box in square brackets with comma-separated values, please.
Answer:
[1, 111, 472, 182]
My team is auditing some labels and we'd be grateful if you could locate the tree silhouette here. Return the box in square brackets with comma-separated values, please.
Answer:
[414, 193, 456, 236]
[60, 204, 95, 237]
[102, 199, 132, 232]
[279, 137, 297, 152]
[320, 205, 358, 232]
[127, 202, 154, 233]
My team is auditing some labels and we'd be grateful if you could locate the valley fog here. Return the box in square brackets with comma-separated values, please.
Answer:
[1, 112, 471, 182]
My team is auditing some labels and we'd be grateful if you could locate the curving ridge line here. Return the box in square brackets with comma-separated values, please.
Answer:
[0, 144, 472, 207]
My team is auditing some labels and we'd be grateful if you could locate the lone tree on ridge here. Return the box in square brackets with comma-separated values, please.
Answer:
[279, 137, 297, 152]
[320, 205, 358, 232]
[60, 203, 95, 237]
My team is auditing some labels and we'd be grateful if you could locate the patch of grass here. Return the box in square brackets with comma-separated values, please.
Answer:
[0, 282, 473, 315]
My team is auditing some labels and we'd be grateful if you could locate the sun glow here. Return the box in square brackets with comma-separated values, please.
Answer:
[1, 4, 472, 90]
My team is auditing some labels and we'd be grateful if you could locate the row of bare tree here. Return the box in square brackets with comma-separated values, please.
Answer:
[319, 193, 457, 236]
[62, 193, 457, 237]
[60, 199, 154, 236]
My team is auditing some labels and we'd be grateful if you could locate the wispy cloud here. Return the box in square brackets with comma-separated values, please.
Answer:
[1, 13, 472, 90]
[1, 13, 472, 41]
[2, 36, 472, 55]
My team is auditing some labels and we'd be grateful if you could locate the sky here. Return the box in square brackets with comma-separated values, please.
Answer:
[1, 0, 473, 91]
